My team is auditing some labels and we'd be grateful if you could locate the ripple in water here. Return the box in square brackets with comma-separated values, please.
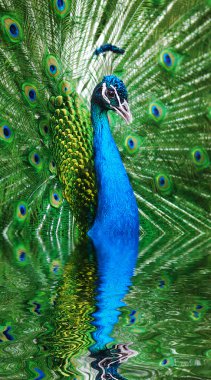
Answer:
[0, 235, 210, 379]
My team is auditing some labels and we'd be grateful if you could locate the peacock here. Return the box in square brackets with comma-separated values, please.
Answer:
[0, 0, 211, 379]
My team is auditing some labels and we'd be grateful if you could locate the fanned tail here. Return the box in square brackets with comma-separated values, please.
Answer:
[0, 0, 210, 259]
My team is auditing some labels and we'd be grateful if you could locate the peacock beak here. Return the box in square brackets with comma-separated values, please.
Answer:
[113, 99, 132, 124]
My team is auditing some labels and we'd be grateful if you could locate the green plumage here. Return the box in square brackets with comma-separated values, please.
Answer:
[50, 93, 96, 229]
[0, 0, 210, 377]
[0, 0, 209, 257]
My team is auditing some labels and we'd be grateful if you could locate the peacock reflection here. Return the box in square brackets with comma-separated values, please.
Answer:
[47, 231, 139, 378]
[90, 233, 138, 352]
[89, 232, 139, 379]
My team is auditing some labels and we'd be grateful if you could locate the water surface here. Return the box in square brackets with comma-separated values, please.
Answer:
[0, 234, 210, 379]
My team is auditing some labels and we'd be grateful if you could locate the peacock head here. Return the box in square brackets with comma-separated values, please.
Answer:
[91, 75, 132, 123]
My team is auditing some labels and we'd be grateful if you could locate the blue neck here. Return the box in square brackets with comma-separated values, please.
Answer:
[89, 102, 139, 243]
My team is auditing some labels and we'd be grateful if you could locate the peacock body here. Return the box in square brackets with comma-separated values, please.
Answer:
[0, 0, 211, 378]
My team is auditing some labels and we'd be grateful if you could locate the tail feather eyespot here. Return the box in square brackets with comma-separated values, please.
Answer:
[124, 134, 141, 155]
[28, 151, 43, 171]
[0, 122, 14, 143]
[50, 189, 63, 208]
[159, 49, 182, 72]
[1, 15, 23, 43]
[154, 173, 173, 195]
[15, 201, 28, 222]
[159, 357, 174, 367]
[22, 82, 39, 108]
[191, 147, 209, 170]
[44, 54, 62, 79]
[14, 245, 29, 265]
[59, 80, 73, 96]
[51, 0, 71, 18]
[149, 100, 167, 123]
[39, 118, 50, 139]
[49, 160, 57, 174]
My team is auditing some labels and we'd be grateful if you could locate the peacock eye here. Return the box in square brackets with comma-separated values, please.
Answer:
[106, 89, 115, 98]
